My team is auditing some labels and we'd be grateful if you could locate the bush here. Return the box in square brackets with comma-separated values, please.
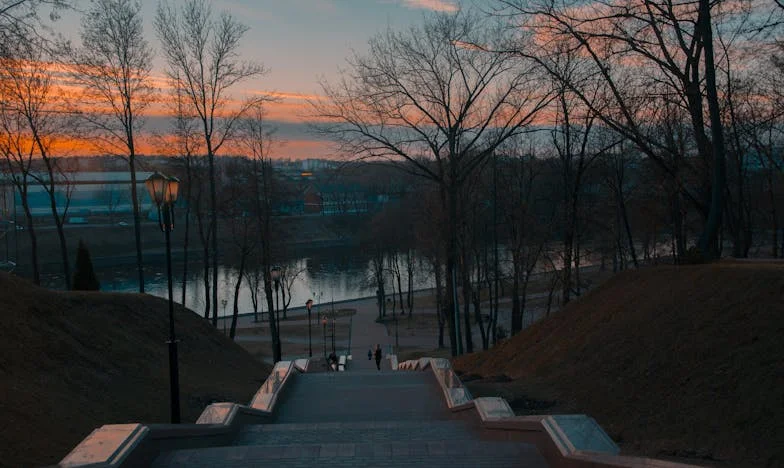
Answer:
[72, 240, 100, 291]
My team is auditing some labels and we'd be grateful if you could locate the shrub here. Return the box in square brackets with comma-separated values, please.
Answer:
[72, 240, 100, 291]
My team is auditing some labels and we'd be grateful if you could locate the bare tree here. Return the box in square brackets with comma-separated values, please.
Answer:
[0, 68, 40, 284]
[237, 102, 281, 361]
[280, 263, 306, 320]
[1, 36, 73, 288]
[169, 75, 201, 307]
[228, 211, 255, 340]
[496, 144, 549, 335]
[0, 0, 68, 51]
[69, 0, 155, 293]
[155, 0, 266, 324]
[500, 0, 732, 259]
[312, 9, 551, 356]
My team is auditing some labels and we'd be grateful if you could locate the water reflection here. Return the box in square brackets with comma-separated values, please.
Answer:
[46, 246, 435, 317]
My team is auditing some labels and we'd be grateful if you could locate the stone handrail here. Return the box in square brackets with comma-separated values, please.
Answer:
[58, 359, 306, 467]
[392, 355, 700, 468]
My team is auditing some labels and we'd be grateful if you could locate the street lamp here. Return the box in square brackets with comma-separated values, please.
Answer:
[306, 299, 313, 357]
[145, 172, 181, 424]
[321, 315, 327, 361]
[331, 316, 336, 355]
[395, 312, 399, 355]
[270, 266, 281, 360]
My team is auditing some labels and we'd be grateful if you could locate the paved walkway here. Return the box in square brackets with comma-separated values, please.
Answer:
[152, 371, 549, 467]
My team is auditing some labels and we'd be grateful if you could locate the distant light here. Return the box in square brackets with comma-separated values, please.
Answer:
[301, 172, 313, 177]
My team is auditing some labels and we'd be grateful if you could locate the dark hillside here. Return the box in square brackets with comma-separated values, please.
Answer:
[454, 262, 784, 467]
[0, 273, 271, 467]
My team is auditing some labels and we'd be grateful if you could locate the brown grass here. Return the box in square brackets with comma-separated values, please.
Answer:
[453, 262, 784, 467]
[0, 272, 272, 468]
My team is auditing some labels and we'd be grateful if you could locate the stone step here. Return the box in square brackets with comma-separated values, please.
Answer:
[273, 371, 448, 423]
[152, 439, 548, 467]
[234, 420, 477, 446]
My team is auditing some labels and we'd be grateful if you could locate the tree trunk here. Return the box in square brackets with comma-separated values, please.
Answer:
[562, 230, 573, 305]
[434, 254, 445, 349]
[181, 161, 192, 307]
[443, 182, 459, 356]
[461, 248, 474, 354]
[21, 194, 40, 285]
[619, 190, 639, 268]
[195, 202, 211, 320]
[769, 174, 778, 257]
[406, 249, 414, 316]
[695, 0, 727, 259]
[45, 182, 70, 290]
[511, 251, 522, 334]
[396, 257, 405, 316]
[129, 155, 144, 293]
[230, 252, 245, 339]
[208, 144, 219, 332]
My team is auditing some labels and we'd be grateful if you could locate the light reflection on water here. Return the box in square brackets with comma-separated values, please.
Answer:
[46, 247, 435, 317]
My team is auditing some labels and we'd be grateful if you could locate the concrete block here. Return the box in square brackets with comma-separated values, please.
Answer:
[59, 424, 149, 467]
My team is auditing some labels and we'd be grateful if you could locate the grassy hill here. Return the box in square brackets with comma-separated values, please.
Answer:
[453, 262, 783, 467]
[0, 272, 272, 468]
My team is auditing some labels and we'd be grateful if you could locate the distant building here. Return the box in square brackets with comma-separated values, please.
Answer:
[0, 171, 155, 222]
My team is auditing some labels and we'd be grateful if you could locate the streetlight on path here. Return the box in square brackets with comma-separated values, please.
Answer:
[306, 299, 313, 357]
[145, 172, 181, 424]
[270, 266, 282, 359]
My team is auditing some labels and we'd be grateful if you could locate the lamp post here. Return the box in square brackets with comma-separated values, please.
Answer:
[270, 266, 281, 359]
[331, 316, 336, 355]
[395, 312, 399, 355]
[306, 299, 313, 357]
[145, 172, 181, 424]
[321, 315, 327, 361]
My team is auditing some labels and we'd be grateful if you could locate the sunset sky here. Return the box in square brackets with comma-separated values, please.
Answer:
[50, 0, 462, 159]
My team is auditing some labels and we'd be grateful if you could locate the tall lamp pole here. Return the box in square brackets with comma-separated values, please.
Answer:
[271, 266, 281, 360]
[321, 315, 327, 361]
[306, 299, 313, 357]
[145, 172, 181, 424]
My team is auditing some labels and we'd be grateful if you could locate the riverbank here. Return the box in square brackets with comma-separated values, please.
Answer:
[229, 264, 613, 363]
[5, 213, 365, 273]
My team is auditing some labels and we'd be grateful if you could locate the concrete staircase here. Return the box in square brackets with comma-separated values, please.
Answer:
[151, 372, 548, 467]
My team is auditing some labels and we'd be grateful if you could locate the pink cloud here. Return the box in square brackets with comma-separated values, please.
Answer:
[401, 0, 459, 12]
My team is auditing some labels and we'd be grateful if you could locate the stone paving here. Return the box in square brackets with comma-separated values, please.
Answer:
[152, 366, 549, 467]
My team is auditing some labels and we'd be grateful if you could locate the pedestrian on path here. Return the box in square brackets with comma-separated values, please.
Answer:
[374, 344, 382, 370]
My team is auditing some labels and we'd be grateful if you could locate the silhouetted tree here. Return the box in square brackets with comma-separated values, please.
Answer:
[156, 0, 266, 324]
[313, 9, 551, 356]
[72, 240, 100, 291]
[70, 0, 154, 293]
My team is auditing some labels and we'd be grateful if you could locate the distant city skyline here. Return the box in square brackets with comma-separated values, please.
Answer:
[45, 0, 463, 159]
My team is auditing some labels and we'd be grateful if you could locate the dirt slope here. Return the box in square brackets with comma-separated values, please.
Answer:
[0, 272, 272, 468]
[454, 262, 784, 467]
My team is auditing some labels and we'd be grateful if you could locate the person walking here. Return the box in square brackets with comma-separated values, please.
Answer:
[374, 344, 382, 371]
[367, 348, 372, 360]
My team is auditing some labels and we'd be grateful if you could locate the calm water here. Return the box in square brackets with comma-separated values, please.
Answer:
[49, 247, 435, 317]
[38, 241, 650, 318]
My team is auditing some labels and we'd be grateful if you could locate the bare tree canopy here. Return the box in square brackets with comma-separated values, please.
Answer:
[312, 8, 551, 356]
[0, 0, 68, 52]
[155, 0, 266, 328]
[68, 0, 155, 293]
[313, 9, 551, 184]
[496, 0, 756, 257]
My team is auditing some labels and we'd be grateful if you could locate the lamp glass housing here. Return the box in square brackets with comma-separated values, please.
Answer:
[145, 172, 168, 205]
[270, 266, 281, 281]
[164, 176, 180, 204]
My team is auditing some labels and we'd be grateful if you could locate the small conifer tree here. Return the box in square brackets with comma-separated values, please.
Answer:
[72, 240, 100, 291]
